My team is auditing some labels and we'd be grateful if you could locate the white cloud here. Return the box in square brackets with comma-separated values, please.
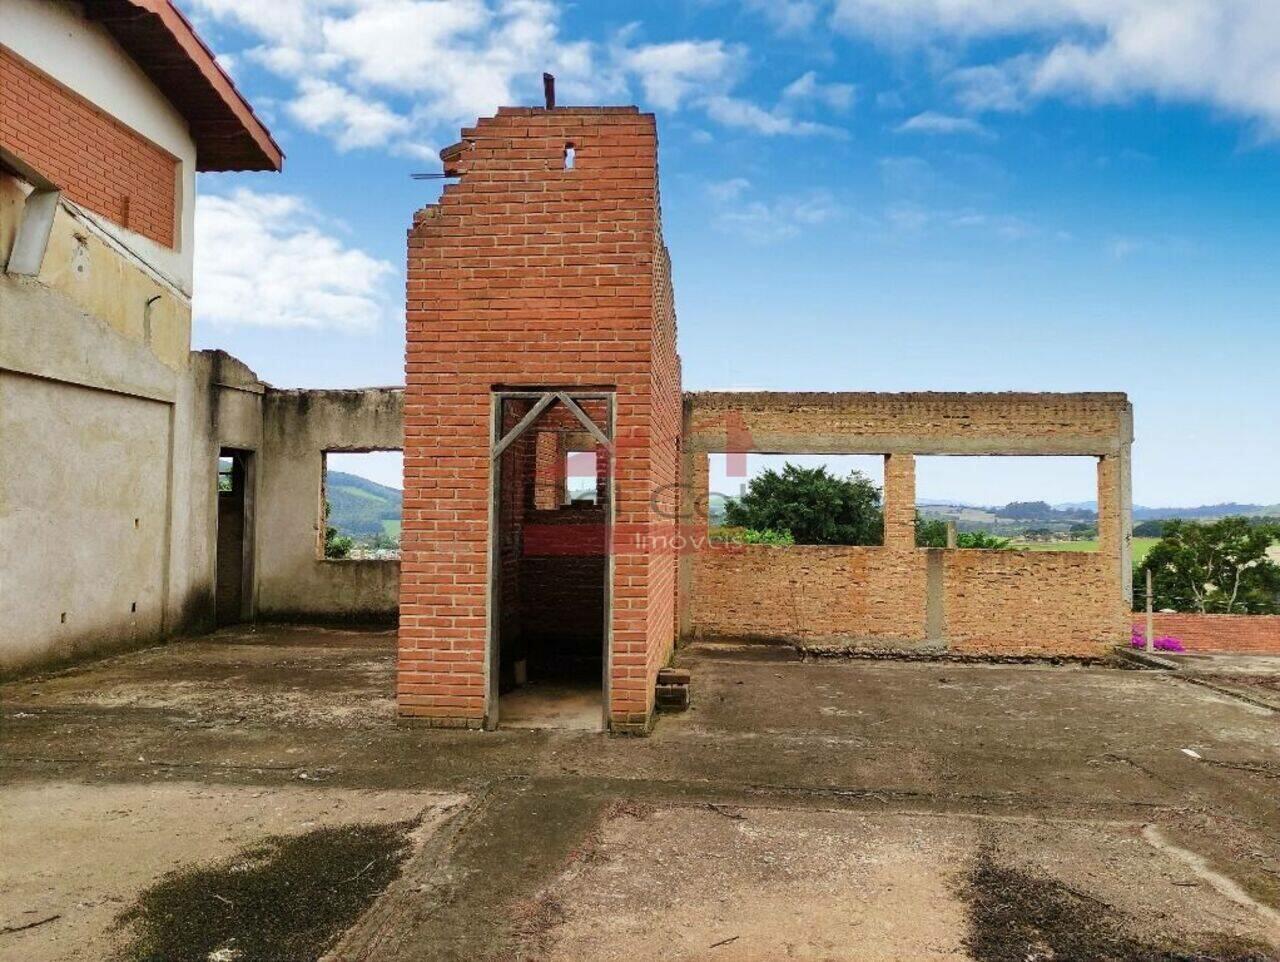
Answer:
[1106, 236, 1142, 261]
[896, 111, 991, 135]
[617, 39, 742, 111]
[883, 202, 1039, 240]
[707, 179, 842, 242]
[187, 0, 327, 46]
[707, 177, 751, 203]
[191, 0, 830, 153]
[829, 0, 1280, 134]
[703, 95, 843, 136]
[193, 0, 604, 156]
[289, 78, 412, 150]
[194, 189, 396, 331]
[743, 0, 823, 34]
[950, 60, 1034, 112]
[783, 71, 856, 111]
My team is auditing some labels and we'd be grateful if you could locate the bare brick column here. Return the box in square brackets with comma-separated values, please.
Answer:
[676, 445, 709, 640]
[1096, 449, 1132, 634]
[883, 453, 917, 552]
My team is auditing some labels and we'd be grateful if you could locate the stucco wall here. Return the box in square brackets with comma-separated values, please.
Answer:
[0, 367, 170, 671]
[256, 388, 405, 622]
[0, 272, 180, 674]
[0, 273, 406, 673]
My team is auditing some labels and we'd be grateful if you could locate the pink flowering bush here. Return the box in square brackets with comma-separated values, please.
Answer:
[1130, 626, 1186, 653]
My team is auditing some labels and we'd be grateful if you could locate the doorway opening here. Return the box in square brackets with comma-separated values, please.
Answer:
[489, 391, 613, 730]
[215, 448, 254, 626]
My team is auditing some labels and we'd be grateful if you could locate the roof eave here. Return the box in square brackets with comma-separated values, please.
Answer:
[85, 0, 283, 172]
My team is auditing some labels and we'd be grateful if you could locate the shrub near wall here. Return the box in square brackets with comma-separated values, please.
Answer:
[1131, 614, 1280, 654]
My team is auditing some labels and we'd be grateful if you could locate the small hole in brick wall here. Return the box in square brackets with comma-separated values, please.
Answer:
[131, 601, 137, 613]
[60, 612, 67, 624]
[564, 144, 576, 170]
[914, 455, 1101, 550]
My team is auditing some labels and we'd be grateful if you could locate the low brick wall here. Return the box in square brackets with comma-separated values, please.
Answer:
[696, 544, 1126, 660]
[945, 550, 1121, 657]
[1131, 614, 1280, 654]
[692, 545, 1126, 656]
[693, 545, 928, 642]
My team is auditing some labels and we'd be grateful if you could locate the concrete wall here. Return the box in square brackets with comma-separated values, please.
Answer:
[1, 3, 405, 676]
[0, 178, 191, 371]
[0, 250, 189, 674]
[0, 360, 172, 670]
[0, 278, 271, 674]
[256, 388, 404, 622]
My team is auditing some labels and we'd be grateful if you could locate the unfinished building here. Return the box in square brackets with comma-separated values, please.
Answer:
[1, 0, 1132, 732]
[0, 0, 406, 675]
[398, 107, 1133, 733]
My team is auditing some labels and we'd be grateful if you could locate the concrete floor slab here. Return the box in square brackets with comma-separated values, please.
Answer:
[0, 781, 463, 962]
[516, 807, 1279, 961]
[2, 627, 1278, 961]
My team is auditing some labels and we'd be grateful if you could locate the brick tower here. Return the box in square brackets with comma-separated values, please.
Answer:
[400, 106, 681, 733]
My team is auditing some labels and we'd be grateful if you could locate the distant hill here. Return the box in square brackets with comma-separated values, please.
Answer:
[922, 499, 1278, 522]
[1132, 503, 1279, 520]
[326, 471, 401, 539]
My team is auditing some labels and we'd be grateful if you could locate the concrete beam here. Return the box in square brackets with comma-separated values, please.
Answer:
[5, 188, 60, 276]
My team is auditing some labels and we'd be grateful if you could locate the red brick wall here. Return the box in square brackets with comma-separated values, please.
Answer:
[694, 545, 929, 642]
[0, 45, 178, 247]
[1132, 614, 1280, 654]
[645, 201, 682, 712]
[945, 550, 1119, 656]
[400, 107, 681, 731]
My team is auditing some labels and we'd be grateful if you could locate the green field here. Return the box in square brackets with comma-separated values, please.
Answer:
[1012, 537, 1159, 563]
[381, 519, 401, 539]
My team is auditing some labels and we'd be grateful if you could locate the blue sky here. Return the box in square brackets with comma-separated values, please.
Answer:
[185, 0, 1279, 507]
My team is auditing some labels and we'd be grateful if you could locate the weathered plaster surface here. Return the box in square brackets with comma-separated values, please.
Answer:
[256, 388, 405, 622]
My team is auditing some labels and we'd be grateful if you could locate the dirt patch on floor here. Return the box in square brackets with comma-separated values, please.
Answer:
[117, 819, 418, 962]
[509, 807, 1280, 962]
[0, 782, 464, 962]
[964, 849, 1274, 961]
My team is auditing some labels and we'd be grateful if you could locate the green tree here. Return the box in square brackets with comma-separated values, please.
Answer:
[915, 515, 1011, 549]
[724, 463, 883, 545]
[955, 531, 1012, 550]
[323, 500, 354, 559]
[915, 515, 948, 547]
[1137, 517, 1280, 614]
